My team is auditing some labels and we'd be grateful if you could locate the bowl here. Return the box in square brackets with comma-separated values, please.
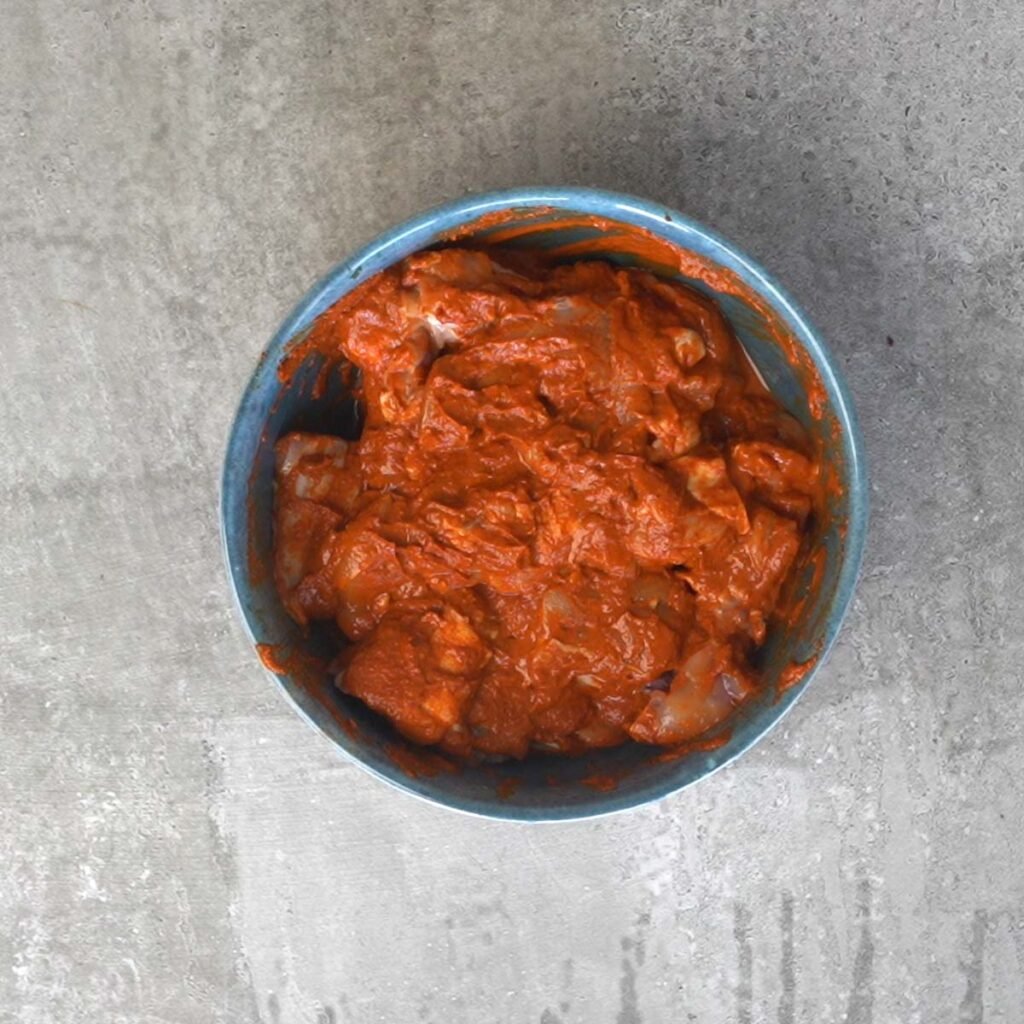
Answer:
[221, 187, 867, 821]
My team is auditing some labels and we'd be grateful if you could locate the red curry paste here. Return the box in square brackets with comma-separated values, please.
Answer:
[272, 248, 820, 759]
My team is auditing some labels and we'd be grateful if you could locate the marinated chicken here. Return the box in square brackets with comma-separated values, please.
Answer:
[272, 249, 819, 759]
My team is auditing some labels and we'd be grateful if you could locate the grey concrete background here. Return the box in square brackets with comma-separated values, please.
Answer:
[3, 1, 1023, 1021]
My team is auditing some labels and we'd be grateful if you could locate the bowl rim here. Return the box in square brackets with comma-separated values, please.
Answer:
[220, 186, 869, 821]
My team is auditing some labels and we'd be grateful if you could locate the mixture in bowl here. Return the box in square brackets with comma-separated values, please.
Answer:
[272, 248, 820, 759]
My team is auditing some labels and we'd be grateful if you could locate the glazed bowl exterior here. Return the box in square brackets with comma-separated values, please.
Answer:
[221, 187, 868, 820]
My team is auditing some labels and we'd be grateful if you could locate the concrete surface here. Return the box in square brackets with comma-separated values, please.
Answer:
[2, 1, 1023, 1021]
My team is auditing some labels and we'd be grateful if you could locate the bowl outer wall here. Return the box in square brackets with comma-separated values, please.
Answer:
[220, 187, 868, 821]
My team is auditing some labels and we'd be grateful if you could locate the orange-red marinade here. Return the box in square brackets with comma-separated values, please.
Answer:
[272, 248, 820, 760]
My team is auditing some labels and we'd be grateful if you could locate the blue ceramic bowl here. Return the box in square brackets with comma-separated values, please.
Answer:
[221, 187, 867, 820]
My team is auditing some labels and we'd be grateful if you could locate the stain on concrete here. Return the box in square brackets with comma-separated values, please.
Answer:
[958, 910, 987, 1024]
[633, 910, 651, 967]
[843, 879, 875, 1024]
[618, 956, 642, 1024]
[734, 903, 753, 1024]
[779, 892, 795, 1024]
[616, 906, 652, 1024]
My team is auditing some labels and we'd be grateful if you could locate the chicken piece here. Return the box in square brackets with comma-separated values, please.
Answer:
[273, 433, 357, 624]
[401, 249, 539, 346]
[629, 637, 756, 745]
[275, 432, 355, 511]
[646, 392, 702, 462]
[671, 454, 750, 534]
[730, 441, 820, 521]
[690, 506, 800, 643]
[273, 499, 340, 626]
[663, 326, 707, 369]
[622, 462, 736, 568]
[428, 605, 491, 676]
[464, 666, 534, 760]
[340, 612, 480, 746]
[326, 500, 428, 638]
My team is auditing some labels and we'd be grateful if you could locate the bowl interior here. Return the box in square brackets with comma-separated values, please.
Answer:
[221, 190, 866, 820]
